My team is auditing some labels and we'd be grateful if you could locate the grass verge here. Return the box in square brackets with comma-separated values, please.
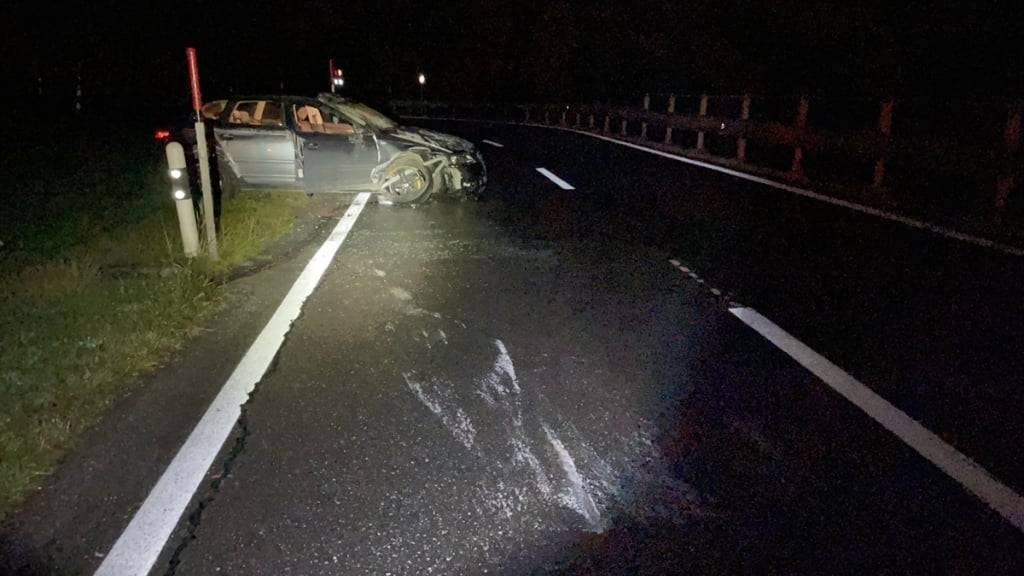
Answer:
[0, 121, 308, 519]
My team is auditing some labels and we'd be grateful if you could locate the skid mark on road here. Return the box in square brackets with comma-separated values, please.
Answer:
[402, 373, 478, 451]
[389, 299, 618, 530]
[543, 424, 605, 532]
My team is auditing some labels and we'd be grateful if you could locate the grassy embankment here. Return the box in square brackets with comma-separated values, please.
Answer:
[0, 120, 307, 518]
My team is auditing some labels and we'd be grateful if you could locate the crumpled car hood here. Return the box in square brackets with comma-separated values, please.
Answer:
[383, 126, 475, 154]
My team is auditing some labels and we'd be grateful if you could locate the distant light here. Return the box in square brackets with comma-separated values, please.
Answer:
[173, 189, 187, 200]
[155, 129, 171, 140]
[418, 73, 426, 85]
[169, 168, 183, 179]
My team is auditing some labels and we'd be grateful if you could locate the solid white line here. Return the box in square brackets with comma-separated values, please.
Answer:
[399, 115, 1023, 257]
[536, 167, 575, 190]
[729, 305, 1024, 533]
[481, 139, 504, 148]
[95, 193, 373, 576]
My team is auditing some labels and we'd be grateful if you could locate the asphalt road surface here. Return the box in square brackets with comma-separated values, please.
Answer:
[4, 121, 1024, 575]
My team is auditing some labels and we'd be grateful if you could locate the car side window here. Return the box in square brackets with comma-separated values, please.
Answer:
[260, 101, 284, 127]
[229, 102, 259, 126]
[293, 104, 355, 135]
[227, 100, 284, 128]
[201, 100, 228, 120]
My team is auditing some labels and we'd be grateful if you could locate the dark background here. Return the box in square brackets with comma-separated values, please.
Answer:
[2, 0, 1021, 117]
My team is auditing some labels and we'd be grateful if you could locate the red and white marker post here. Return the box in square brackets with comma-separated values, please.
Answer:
[187, 47, 219, 260]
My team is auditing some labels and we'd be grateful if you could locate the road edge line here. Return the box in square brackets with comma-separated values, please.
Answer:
[95, 192, 373, 576]
[729, 305, 1024, 533]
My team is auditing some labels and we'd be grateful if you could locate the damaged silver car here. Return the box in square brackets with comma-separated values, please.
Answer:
[207, 94, 485, 203]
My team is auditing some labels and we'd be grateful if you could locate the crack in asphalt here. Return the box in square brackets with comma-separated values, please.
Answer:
[162, 387, 256, 576]
[162, 306, 301, 575]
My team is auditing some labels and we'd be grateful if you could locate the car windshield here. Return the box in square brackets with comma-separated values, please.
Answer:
[326, 101, 397, 130]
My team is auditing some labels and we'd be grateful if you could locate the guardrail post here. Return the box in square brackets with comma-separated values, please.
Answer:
[544, 109, 550, 125]
[736, 94, 751, 162]
[640, 93, 650, 140]
[603, 114, 611, 133]
[995, 101, 1022, 214]
[588, 114, 595, 129]
[525, 108, 531, 123]
[696, 94, 709, 151]
[664, 93, 676, 144]
[791, 95, 809, 175]
[620, 118, 628, 136]
[560, 108, 567, 126]
[575, 111, 581, 127]
[873, 98, 894, 189]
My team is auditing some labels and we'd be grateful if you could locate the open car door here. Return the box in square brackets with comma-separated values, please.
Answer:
[215, 99, 298, 186]
[292, 101, 380, 193]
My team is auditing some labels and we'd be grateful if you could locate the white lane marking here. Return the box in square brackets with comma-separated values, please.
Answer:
[399, 115, 1023, 257]
[535, 167, 575, 190]
[481, 139, 504, 148]
[729, 306, 1024, 533]
[95, 193, 373, 576]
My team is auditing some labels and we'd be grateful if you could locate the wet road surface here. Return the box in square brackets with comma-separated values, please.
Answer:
[5, 121, 1024, 575]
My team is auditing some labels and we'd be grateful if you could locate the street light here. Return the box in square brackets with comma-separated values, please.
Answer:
[418, 72, 426, 101]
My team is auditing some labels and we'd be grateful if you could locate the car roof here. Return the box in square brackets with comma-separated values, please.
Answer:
[225, 95, 317, 101]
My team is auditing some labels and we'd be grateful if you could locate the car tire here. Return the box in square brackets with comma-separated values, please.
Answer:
[218, 160, 240, 200]
[379, 155, 432, 204]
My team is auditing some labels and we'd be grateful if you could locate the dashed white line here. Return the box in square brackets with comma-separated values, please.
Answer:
[481, 139, 504, 148]
[535, 167, 575, 190]
[95, 193, 373, 576]
[729, 305, 1024, 533]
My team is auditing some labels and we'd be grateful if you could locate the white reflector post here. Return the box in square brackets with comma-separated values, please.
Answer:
[165, 142, 200, 258]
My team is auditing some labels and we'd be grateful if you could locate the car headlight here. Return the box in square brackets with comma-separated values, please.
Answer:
[450, 153, 477, 165]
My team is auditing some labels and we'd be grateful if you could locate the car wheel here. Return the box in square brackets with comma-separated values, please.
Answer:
[218, 160, 239, 200]
[379, 155, 432, 204]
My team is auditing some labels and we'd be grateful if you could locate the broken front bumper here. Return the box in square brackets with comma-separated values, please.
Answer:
[444, 153, 487, 195]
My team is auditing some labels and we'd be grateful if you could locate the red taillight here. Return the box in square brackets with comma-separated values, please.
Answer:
[155, 129, 171, 140]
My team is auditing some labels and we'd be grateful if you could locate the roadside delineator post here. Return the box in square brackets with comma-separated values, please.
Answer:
[791, 95, 810, 176]
[186, 47, 219, 261]
[873, 98, 895, 189]
[696, 94, 709, 151]
[640, 93, 650, 140]
[737, 94, 752, 162]
[664, 93, 676, 144]
[995, 101, 1022, 215]
[164, 142, 200, 258]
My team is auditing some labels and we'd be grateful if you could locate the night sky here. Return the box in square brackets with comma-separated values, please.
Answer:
[3, 1, 1021, 114]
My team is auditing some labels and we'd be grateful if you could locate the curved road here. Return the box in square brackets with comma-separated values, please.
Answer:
[3, 121, 1023, 575]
